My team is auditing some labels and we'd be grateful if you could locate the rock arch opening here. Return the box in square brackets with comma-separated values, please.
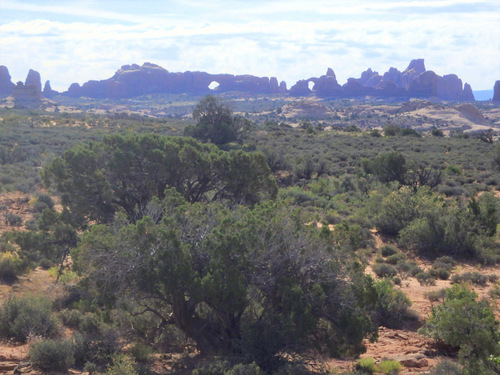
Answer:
[208, 81, 220, 90]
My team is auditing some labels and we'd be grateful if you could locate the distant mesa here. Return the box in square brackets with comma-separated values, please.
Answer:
[0, 60, 488, 104]
[65, 63, 285, 99]
[493, 80, 500, 103]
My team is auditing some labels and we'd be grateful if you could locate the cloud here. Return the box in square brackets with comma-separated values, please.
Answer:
[0, 0, 499, 90]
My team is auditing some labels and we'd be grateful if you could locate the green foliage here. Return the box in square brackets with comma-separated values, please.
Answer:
[355, 357, 376, 373]
[0, 295, 59, 342]
[419, 284, 500, 368]
[380, 245, 397, 257]
[193, 361, 264, 375]
[193, 360, 232, 375]
[374, 186, 439, 235]
[84, 361, 99, 374]
[451, 272, 496, 286]
[385, 253, 406, 265]
[74, 200, 378, 368]
[394, 190, 500, 261]
[425, 289, 447, 302]
[383, 124, 401, 136]
[374, 279, 412, 328]
[372, 263, 397, 278]
[0, 251, 26, 283]
[43, 133, 277, 226]
[30, 338, 75, 372]
[362, 152, 407, 184]
[226, 362, 264, 375]
[427, 361, 463, 375]
[395, 260, 421, 279]
[5, 213, 23, 227]
[445, 164, 462, 175]
[377, 360, 402, 374]
[415, 272, 436, 286]
[431, 128, 445, 137]
[106, 354, 138, 375]
[2, 208, 78, 267]
[72, 329, 120, 369]
[129, 343, 152, 364]
[185, 95, 250, 146]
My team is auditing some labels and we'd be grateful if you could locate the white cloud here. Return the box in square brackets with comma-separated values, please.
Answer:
[0, 0, 498, 91]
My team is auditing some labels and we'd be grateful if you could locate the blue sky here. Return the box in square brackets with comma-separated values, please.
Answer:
[0, 0, 499, 91]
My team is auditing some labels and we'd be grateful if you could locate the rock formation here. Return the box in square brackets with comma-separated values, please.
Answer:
[25, 69, 42, 94]
[0, 65, 15, 98]
[289, 79, 312, 97]
[493, 81, 500, 102]
[8, 70, 44, 108]
[43, 81, 58, 98]
[461, 83, 474, 101]
[0, 59, 471, 102]
[313, 68, 342, 97]
[66, 63, 283, 98]
[289, 59, 474, 101]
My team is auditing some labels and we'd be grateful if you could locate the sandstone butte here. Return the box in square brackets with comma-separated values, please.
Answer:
[0, 60, 496, 103]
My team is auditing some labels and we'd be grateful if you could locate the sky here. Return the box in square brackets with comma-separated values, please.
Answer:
[0, 0, 499, 92]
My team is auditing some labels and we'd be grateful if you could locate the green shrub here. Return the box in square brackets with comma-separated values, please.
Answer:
[380, 245, 397, 257]
[30, 338, 74, 372]
[193, 360, 232, 375]
[0, 295, 59, 342]
[36, 193, 55, 210]
[372, 263, 397, 278]
[377, 360, 402, 374]
[374, 280, 412, 328]
[226, 362, 264, 375]
[0, 252, 25, 283]
[445, 165, 462, 175]
[432, 256, 455, 271]
[429, 268, 451, 280]
[84, 361, 99, 375]
[451, 272, 490, 286]
[385, 253, 406, 265]
[426, 289, 447, 302]
[419, 284, 500, 368]
[427, 360, 463, 375]
[489, 283, 500, 299]
[193, 361, 264, 375]
[355, 357, 376, 373]
[415, 272, 436, 286]
[72, 329, 120, 368]
[396, 260, 421, 279]
[272, 363, 310, 375]
[105, 354, 137, 375]
[5, 213, 23, 226]
[129, 343, 152, 364]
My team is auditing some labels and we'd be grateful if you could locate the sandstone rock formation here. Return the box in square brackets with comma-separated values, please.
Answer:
[43, 80, 58, 98]
[25, 69, 42, 94]
[461, 83, 474, 101]
[289, 59, 474, 101]
[8, 70, 44, 108]
[493, 81, 500, 102]
[0, 65, 15, 98]
[66, 63, 283, 98]
[313, 68, 342, 97]
[41, 59, 477, 101]
[288, 79, 313, 97]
